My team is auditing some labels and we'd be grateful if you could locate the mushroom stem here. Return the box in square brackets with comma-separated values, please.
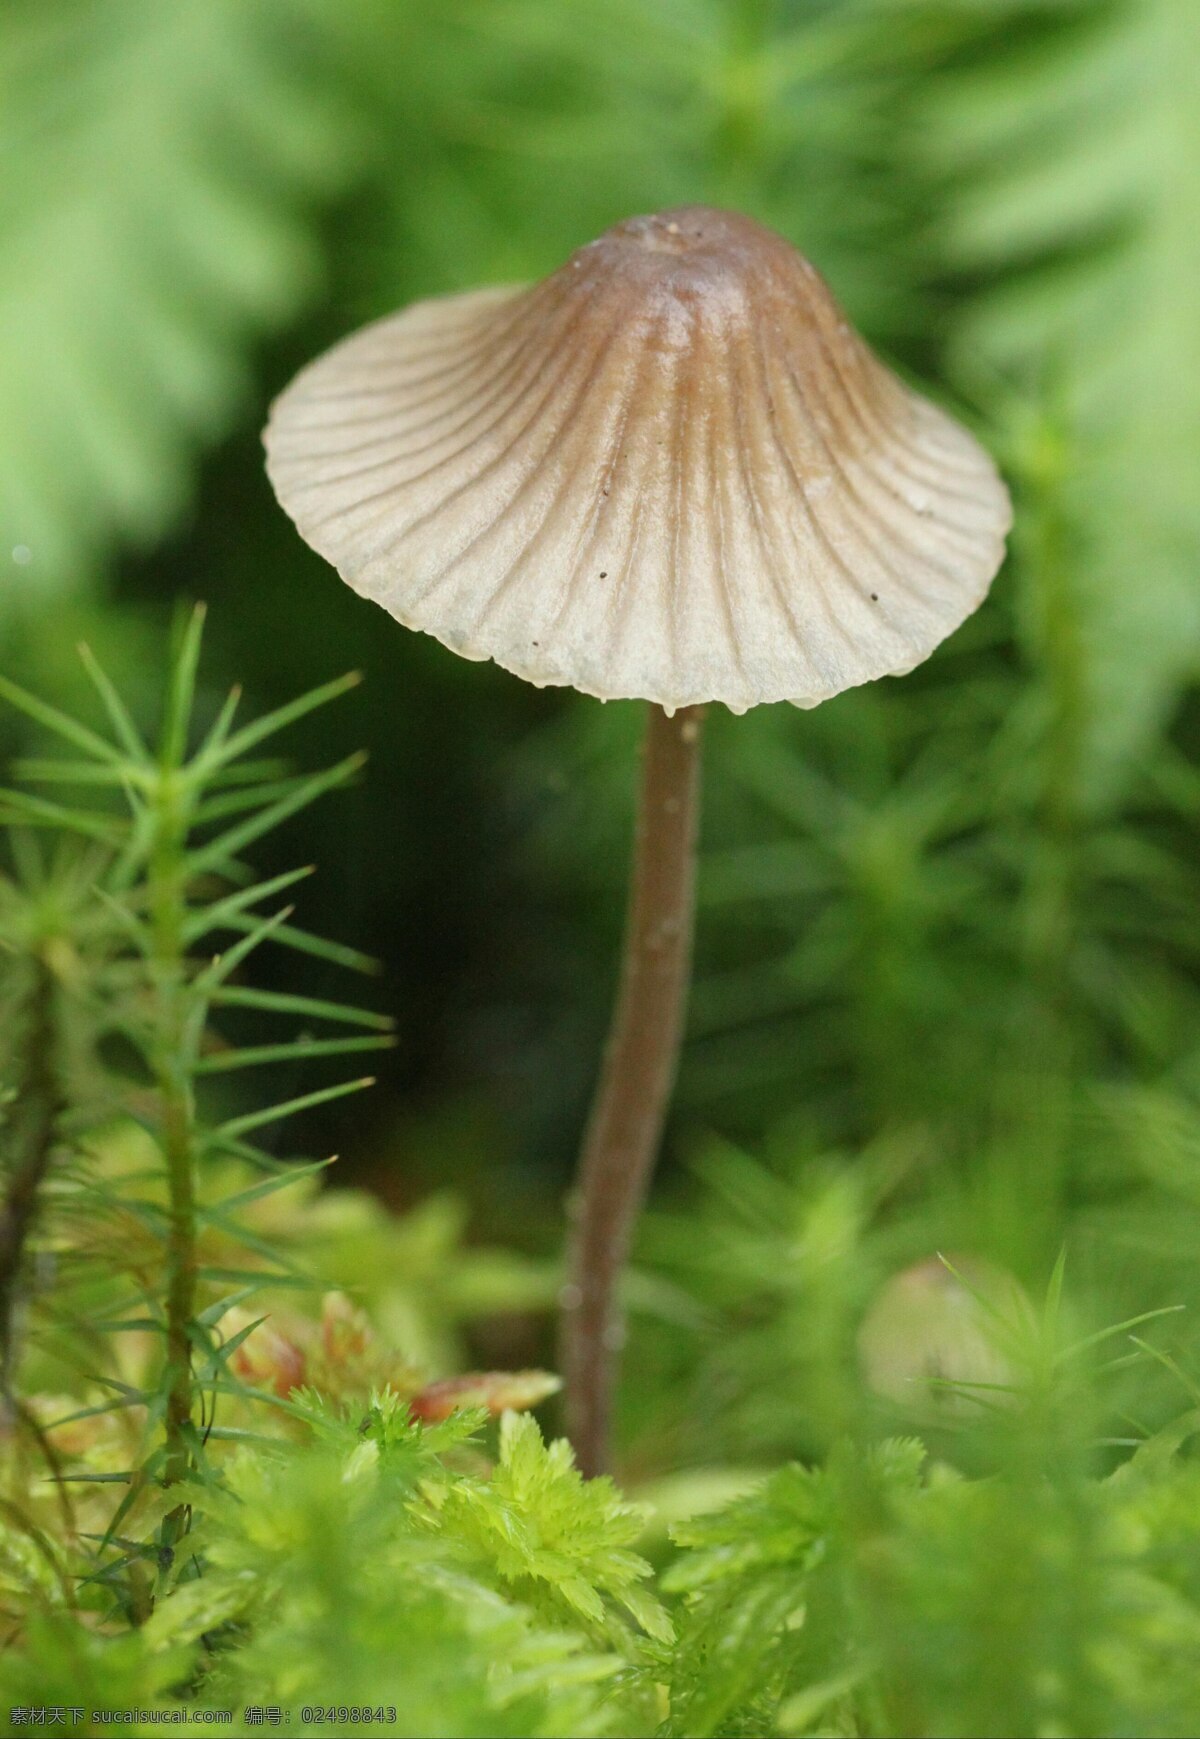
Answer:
[563, 701, 705, 1476]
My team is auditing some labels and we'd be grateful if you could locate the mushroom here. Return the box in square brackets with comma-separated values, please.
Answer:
[264, 205, 1011, 1475]
[858, 1256, 1032, 1420]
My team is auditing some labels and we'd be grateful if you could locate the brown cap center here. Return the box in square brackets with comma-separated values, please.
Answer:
[614, 210, 726, 255]
[569, 206, 798, 323]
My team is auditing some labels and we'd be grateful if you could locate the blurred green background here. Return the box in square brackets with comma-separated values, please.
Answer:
[3, 0, 1200, 1470]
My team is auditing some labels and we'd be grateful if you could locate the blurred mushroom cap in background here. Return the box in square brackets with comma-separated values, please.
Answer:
[858, 1255, 1032, 1420]
[265, 207, 1011, 716]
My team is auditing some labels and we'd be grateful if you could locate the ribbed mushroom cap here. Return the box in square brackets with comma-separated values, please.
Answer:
[265, 207, 1010, 714]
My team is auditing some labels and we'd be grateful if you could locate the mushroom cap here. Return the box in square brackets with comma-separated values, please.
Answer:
[265, 206, 1010, 714]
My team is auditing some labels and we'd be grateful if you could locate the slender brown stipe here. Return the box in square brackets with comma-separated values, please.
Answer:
[562, 702, 704, 1476]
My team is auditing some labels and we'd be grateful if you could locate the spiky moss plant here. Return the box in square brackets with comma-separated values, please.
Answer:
[11, 1378, 1200, 1733]
[4, 1395, 669, 1734]
[657, 1415, 1200, 1738]
[644, 1250, 1200, 1738]
[8, 611, 1200, 1731]
[0, 604, 391, 1604]
[621, 1109, 1200, 1479]
[0, 835, 111, 1397]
